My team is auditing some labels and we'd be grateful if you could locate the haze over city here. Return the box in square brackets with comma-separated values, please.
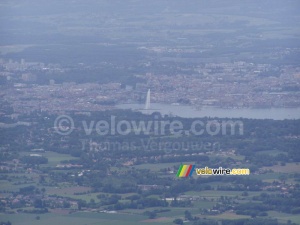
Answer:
[0, 1, 300, 225]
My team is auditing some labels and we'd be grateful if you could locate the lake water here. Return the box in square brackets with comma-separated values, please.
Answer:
[116, 103, 300, 120]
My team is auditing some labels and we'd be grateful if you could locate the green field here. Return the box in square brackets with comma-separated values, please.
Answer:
[40, 152, 79, 167]
[133, 162, 192, 172]
[185, 190, 258, 198]
[0, 212, 172, 225]
[263, 163, 300, 173]
[268, 211, 300, 224]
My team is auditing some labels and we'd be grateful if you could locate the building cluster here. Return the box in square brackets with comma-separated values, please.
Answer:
[141, 62, 300, 108]
[1, 58, 300, 115]
[2, 82, 125, 114]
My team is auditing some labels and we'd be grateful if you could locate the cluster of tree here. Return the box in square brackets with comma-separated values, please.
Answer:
[173, 217, 297, 225]
[143, 210, 157, 219]
[0, 222, 11, 225]
[103, 197, 169, 211]
[101, 183, 137, 194]
[3, 111, 300, 174]
[192, 220, 218, 225]
[97, 194, 121, 206]
[252, 192, 300, 214]
[221, 218, 296, 225]
[173, 218, 184, 225]
[81, 194, 169, 211]
[33, 199, 46, 208]
[170, 199, 192, 207]
[21, 208, 48, 214]
[235, 203, 269, 217]
[159, 155, 209, 163]
[19, 186, 37, 195]
[0, 204, 5, 213]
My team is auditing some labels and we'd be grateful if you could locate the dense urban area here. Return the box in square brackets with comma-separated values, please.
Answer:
[1, 58, 300, 114]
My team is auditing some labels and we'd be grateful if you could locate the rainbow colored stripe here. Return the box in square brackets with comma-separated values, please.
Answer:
[176, 165, 195, 177]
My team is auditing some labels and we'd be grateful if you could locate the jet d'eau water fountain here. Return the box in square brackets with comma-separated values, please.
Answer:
[145, 89, 150, 110]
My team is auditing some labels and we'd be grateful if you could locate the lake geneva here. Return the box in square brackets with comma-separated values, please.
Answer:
[116, 103, 300, 120]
